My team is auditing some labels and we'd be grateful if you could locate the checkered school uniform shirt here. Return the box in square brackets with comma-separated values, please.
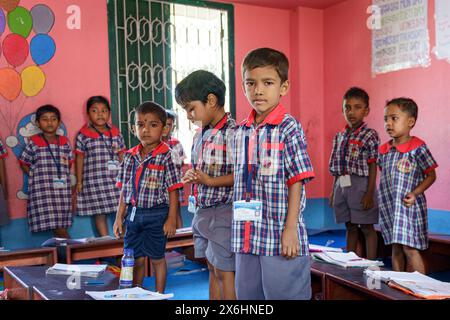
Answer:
[190, 113, 236, 208]
[75, 124, 127, 216]
[329, 123, 379, 177]
[0, 139, 7, 159]
[167, 137, 186, 166]
[116, 142, 183, 208]
[232, 104, 315, 256]
[378, 137, 438, 250]
[19, 135, 74, 233]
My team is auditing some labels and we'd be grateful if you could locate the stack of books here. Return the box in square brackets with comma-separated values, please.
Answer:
[309, 243, 343, 253]
[311, 251, 384, 268]
[41, 235, 116, 247]
[166, 251, 186, 269]
[364, 269, 450, 299]
[46, 263, 107, 278]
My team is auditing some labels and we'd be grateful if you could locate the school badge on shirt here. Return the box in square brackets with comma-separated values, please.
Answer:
[146, 176, 159, 189]
[397, 158, 412, 173]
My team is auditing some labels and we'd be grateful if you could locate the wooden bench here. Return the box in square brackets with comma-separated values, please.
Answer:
[375, 227, 450, 273]
[0, 247, 57, 270]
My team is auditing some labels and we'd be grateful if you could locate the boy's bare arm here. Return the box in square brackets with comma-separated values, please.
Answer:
[361, 162, 377, 209]
[192, 171, 234, 187]
[164, 189, 179, 237]
[113, 192, 127, 238]
[282, 181, 302, 259]
[404, 170, 437, 207]
[329, 176, 337, 207]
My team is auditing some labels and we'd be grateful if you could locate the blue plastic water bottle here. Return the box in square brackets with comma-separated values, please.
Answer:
[119, 248, 134, 288]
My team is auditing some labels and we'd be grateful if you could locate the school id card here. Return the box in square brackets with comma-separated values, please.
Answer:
[233, 200, 262, 222]
[188, 195, 197, 214]
[53, 178, 67, 189]
[339, 175, 351, 188]
[107, 160, 120, 171]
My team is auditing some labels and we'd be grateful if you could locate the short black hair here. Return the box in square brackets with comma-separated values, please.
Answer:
[36, 104, 61, 121]
[166, 109, 177, 121]
[242, 47, 289, 83]
[86, 96, 110, 113]
[135, 101, 167, 126]
[386, 97, 418, 120]
[344, 87, 369, 108]
[175, 70, 226, 107]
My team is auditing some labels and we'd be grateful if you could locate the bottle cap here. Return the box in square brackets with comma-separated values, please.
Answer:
[124, 248, 134, 256]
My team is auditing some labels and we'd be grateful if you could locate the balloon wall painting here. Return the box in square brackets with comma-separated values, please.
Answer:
[0, 1, 56, 147]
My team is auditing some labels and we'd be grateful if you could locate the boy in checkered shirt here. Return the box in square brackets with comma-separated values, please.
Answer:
[232, 48, 315, 300]
[19, 105, 74, 237]
[75, 96, 127, 237]
[113, 102, 183, 292]
[329, 87, 380, 260]
[379, 98, 437, 273]
[162, 109, 186, 228]
[0, 137, 9, 226]
[175, 70, 237, 300]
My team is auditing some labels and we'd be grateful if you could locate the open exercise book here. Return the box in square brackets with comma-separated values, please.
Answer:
[308, 244, 343, 253]
[364, 269, 450, 299]
[41, 235, 116, 247]
[86, 287, 173, 300]
[46, 263, 107, 278]
[311, 251, 384, 268]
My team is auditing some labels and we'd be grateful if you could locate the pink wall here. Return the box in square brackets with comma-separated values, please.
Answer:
[324, 0, 450, 210]
[0, 0, 111, 219]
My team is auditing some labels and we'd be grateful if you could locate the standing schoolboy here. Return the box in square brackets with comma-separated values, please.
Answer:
[75, 96, 127, 236]
[19, 105, 73, 237]
[162, 109, 186, 228]
[113, 101, 182, 293]
[0, 137, 9, 226]
[329, 87, 380, 260]
[232, 48, 315, 300]
[379, 98, 437, 273]
[175, 70, 236, 300]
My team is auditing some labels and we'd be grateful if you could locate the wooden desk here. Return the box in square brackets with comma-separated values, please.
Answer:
[3, 266, 118, 300]
[0, 247, 57, 271]
[310, 260, 420, 300]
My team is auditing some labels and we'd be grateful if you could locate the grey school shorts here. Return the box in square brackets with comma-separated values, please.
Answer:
[235, 253, 311, 300]
[192, 203, 235, 272]
[333, 175, 379, 225]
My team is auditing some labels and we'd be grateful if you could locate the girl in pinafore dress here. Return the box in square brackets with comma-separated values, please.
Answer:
[75, 96, 126, 236]
[19, 105, 74, 237]
[378, 98, 437, 273]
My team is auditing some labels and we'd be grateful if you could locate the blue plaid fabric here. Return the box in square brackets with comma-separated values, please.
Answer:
[329, 123, 379, 177]
[231, 104, 315, 256]
[19, 135, 74, 233]
[117, 142, 183, 208]
[75, 125, 126, 216]
[378, 137, 438, 250]
[0, 139, 7, 159]
[190, 113, 236, 208]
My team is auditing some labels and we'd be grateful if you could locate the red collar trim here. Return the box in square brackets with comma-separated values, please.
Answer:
[209, 113, 230, 134]
[243, 104, 286, 127]
[342, 122, 366, 135]
[167, 137, 180, 147]
[379, 137, 425, 154]
[80, 124, 120, 139]
[128, 142, 170, 157]
[31, 134, 68, 147]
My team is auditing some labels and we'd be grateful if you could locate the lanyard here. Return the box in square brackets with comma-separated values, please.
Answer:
[91, 125, 115, 160]
[131, 157, 151, 206]
[41, 134, 62, 178]
[243, 129, 259, 202]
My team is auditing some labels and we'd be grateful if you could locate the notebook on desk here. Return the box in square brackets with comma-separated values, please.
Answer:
[311, 251, 384, 268]
[46, 263, 107, 278]
[41, 236, 117, 247]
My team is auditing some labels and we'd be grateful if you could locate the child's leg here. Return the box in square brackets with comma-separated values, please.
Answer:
[214, 268, 236, 300]
[53, 228, 70, 238]
[133, 256, 146, 286]
[151, 257, 167, 293]
[345, 222, 359, 253]
[391, 243, 406, 271]
[403, 245, 426, 273]
[207, 260, 221, 300]
[360, 224, 378, 260]
[94, 214, 109, 237]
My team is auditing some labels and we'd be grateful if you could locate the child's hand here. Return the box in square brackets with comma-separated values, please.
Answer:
[163, 218, 176, 238]
[281, 226, 300, 259]
[361, 192, 374, 210]
[113, 218, 124, 238]
[181, 169, 196, 184]
[192, 169, 211, 186]
[403, 192, 416, 207]
[329, 190, 334, 207]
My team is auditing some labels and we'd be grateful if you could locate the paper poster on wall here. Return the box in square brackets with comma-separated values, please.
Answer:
[434, 0, 450, 62]
[372, 0, 430, 75]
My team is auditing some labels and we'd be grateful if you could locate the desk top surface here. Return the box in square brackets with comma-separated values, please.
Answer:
[5, 266, 119, 300]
